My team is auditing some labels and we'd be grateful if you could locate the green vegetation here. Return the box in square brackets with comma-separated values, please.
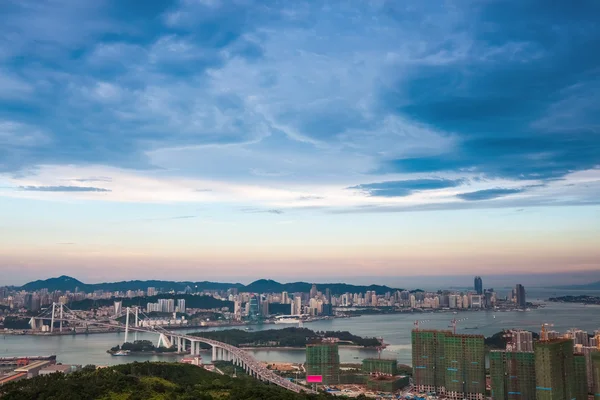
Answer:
[548, 295, 600, 305]
[191, 327, 380, 348]
[0, 362, 338, 400]
[109, 340, 177, 354]
[1, 316, 31, 329]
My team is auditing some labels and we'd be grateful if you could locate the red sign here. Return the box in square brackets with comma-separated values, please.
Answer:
[306, 375, 323, 383]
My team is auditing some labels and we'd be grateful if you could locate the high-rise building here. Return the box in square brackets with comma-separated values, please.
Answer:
[293, 296, 302, 315]
[535, 339, 576, 400]
[234, 300, 242, 321]
[568, 329, 590, 347]
[176, 299, 186, 313]
[572, 353, 588, 400]
[248, 295, 260, 320]
[158, 298, 174, 313]
[576, 345, 599, 393]
[281, 291, 289, 305]
[474, 276, 483, 295]
[592, 352, 600, 399]
[490, 350, 536, 400]
[309, 284, 318, 298]
[412, 330, 448, 394]
[412, 330, 485, 399]
[444, 334, 486, 400]
[306, 342, 340, 385]
[509, 330, 534, 352]
[515, 284, 526, 308]
[114, 301, 122, 316]
[147, 287, 156, 297]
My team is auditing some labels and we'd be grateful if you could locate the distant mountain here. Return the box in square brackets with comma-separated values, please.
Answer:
[18, 276, 403, 295]
[553, 281, 600, 290]
[21, 275, 85, 292]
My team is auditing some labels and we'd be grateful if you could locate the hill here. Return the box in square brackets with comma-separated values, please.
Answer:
[18, 276, 403, 295]
[0, 362, 338, 399]
[21, 275, 85, 292]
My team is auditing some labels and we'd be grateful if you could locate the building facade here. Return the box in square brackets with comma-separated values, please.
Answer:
[306, 342, 340, 385]
[490, 350, 536, 400]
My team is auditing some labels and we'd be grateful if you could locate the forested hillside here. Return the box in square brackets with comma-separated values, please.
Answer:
[0, 362, 338, 400]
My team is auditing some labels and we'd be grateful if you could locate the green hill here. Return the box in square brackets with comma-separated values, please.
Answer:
[0, 362, 339, 400]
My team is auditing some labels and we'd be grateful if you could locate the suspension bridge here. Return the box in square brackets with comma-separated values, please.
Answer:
[29, 303, 314, 394]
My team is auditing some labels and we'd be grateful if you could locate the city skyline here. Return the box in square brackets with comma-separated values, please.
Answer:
[1, 1, 599, 281]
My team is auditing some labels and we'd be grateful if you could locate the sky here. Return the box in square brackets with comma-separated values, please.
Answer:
[1, 0, 599, 286]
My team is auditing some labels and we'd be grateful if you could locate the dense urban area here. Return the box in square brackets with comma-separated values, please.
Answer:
[1, 276, 599, 399]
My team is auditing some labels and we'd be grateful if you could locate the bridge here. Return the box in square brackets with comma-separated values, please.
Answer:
[30, 303, 314, 394]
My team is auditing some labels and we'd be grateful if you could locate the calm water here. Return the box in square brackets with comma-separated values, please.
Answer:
[2, 301, 599, 366]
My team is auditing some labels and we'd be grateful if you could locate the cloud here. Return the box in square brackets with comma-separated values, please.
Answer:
[71, 177, 113, 183]
[241, 208, 284, 215]
[349, 179, 465, 197]
[457, 188, 525, 201]
[0, 0, 599, 213]
[19, 185, 111, 192]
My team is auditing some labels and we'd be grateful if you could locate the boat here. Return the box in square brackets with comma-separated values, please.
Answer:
[274, 315, 302, 324]
[113, 350, 130, 356]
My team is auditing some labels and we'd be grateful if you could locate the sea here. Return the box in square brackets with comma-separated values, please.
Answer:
[2, 288, 599, 366]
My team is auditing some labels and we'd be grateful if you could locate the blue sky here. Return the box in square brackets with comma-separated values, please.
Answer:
[0, 0, 599, 284]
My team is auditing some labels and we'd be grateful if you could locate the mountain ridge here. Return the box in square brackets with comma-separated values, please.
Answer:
[18, 276, 404, 295]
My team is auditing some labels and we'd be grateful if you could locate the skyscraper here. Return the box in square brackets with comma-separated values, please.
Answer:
[535, 339, 576, 400]
[474, 276, 483, 295]
[515, 284, 526, 308]
[309, 284, 318, 298]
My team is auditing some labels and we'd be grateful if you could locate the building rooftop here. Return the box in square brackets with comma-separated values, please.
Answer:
[14, 360, 51, 372]
[39, 364, 77, 374]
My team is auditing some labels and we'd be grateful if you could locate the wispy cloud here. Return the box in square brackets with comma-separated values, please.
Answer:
[19, 186, 111, 192]
[350, 179, 465, 197]
[241, 208, 284, 215]
[457, 188, 525, 201]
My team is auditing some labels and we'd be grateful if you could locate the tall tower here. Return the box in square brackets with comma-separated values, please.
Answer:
[474, 276, 483, 295]
[515, 284, 526, 308]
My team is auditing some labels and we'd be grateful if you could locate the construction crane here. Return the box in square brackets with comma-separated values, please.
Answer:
[376, 337, 388, 359]
[413, 319, 430, 331]
[540, 323, 554, 341]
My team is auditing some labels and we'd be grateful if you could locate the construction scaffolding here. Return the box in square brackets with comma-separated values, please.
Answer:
[305, 342, 340, 385]
[361, 358, 398, 376]
[411, 330, 484, 399]
[592, 352, 600, 399]
[535, 339, 576, 400]
[490, 350, 536, 400]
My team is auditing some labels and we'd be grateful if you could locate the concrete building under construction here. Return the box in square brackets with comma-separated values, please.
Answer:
[535, 338, 580, 400]
[412, 330, 485, 399]
[305, 341, 340, 385]
[572, 353, 588, 400]
[489, 350, 536, 400]
[592, 352, 600, 399]
[362, 358, 398, 376]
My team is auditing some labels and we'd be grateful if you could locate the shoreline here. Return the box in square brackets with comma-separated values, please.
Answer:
[2, 306, 543, 337]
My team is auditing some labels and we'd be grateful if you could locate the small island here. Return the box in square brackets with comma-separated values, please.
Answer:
[548, 295, 600, 305]
[108, 340, 179, 355]
[191, 327, 381, 349]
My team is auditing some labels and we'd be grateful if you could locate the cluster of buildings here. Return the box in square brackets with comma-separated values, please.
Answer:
[412, 327, 600, 400]
[304, 339, 409, 393]
[0, 356, 80, 386]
